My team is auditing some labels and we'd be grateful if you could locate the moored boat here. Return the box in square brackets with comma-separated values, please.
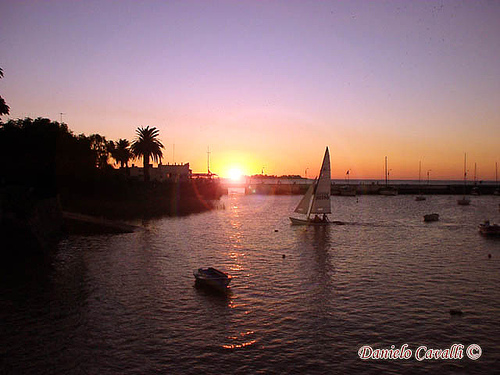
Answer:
[457, 153, 471, 205]
[194, 267, 231, 292]
[415, 161, 426, 201]
[424, 213, 439, 222]
[478, 220, 500, 236]
[379, 156, 398, 196]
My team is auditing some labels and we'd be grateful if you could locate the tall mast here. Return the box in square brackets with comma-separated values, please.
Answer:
[419, 161, 422, 184]
[463, 153, 467, 193]
[207, 146, 211, 175]
[385, 156, 388, 186]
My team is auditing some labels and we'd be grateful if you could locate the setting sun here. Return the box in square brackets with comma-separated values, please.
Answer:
[228, 168, 244, 182]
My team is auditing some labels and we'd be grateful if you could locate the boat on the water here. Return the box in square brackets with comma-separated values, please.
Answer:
[478, 220, 500, 236]
[379, 156, 398, 196]
[415, 161, 426, 201]
[457, 153, 471, 206]
[424, 213, 439, 222]
[479, 220, 500, 235]
[457, 197, 471, 205]
[289, 147, 332, 225]
[193, 267, 231, 292]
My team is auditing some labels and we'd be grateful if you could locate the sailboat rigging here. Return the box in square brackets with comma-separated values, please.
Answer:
[457, 153, 471, 205]
[415, 160, 426, 201]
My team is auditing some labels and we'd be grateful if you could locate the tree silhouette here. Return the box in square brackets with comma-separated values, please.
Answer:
[131, 126, 164, 182]
[111, 139, 132, 168]
[0, 67, 10, 116]
[89, 134, 112, 169]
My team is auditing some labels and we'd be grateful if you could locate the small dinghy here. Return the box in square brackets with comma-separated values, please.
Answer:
[478, 220, 500, 236]
[424, 213, 439, 222]
[194, 267, 231, 292]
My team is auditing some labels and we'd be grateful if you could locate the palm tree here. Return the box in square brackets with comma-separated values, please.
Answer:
[131, 126, 164, 181]
[0, 67, 10, 116]
[111, 139, 132, 168]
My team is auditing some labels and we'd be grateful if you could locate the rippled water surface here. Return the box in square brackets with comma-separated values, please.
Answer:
[2, 194, 500, 374]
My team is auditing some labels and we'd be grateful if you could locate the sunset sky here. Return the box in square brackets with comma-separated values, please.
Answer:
[1, 1, 499, 180]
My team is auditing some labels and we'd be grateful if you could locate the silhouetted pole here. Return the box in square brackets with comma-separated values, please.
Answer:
[385, 156, 388, 186]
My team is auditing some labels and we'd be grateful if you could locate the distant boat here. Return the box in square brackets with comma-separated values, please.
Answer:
[478, 220, 500, 236]
[457, 153, 470, 206]
[494, 162, 499, 195]
[379, 156, 398, 196]
[290, 147, 332, 225]
[194, 267, 231, 292]
[424, 213, 439, 222]
[415, 161, 426, 201]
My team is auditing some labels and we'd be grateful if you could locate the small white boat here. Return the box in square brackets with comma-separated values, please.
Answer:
[194, 267, 231, 292]
[478, 220, 500, 236]
[424, 213, 439, 222]
[289, 147, 332, 225]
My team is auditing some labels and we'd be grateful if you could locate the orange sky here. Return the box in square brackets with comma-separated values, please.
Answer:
[1, 1, 499, 180]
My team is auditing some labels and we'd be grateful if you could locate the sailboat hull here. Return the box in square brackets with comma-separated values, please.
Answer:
[289, 217, 329, 225]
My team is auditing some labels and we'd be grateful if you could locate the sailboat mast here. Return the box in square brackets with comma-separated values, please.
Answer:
[496, 162, 498, 185]
[385, 156, 388, 186]
[419, 161, 422, 184]
[463, 153, 467, 194]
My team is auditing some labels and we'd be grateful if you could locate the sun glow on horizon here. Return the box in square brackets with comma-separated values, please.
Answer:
[227, 168, 244, 182]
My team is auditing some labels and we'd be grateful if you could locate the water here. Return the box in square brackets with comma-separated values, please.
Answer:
[2, 194, 500, 374]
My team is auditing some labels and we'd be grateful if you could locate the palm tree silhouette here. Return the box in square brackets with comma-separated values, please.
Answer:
[131, 126, 164, 181]
[0, 67, 10, 116]
[111, 139, 132, 168]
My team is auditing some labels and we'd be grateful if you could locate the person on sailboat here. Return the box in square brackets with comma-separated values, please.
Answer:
[322, 214, 328, 222]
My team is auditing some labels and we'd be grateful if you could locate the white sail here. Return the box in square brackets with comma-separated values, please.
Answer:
[294, 181, 315, 214]
[310, 147, 331, 214]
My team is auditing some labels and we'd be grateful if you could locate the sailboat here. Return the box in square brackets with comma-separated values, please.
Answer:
[289, 147, 332, 225]
[494, 162, 499, 196]
[379, 156, 398, 196]
[457, 153, 471, 205]
[415, 160, 426, 201]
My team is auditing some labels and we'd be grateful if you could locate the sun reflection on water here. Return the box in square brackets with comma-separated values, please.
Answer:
[222, 331, 257, 350]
